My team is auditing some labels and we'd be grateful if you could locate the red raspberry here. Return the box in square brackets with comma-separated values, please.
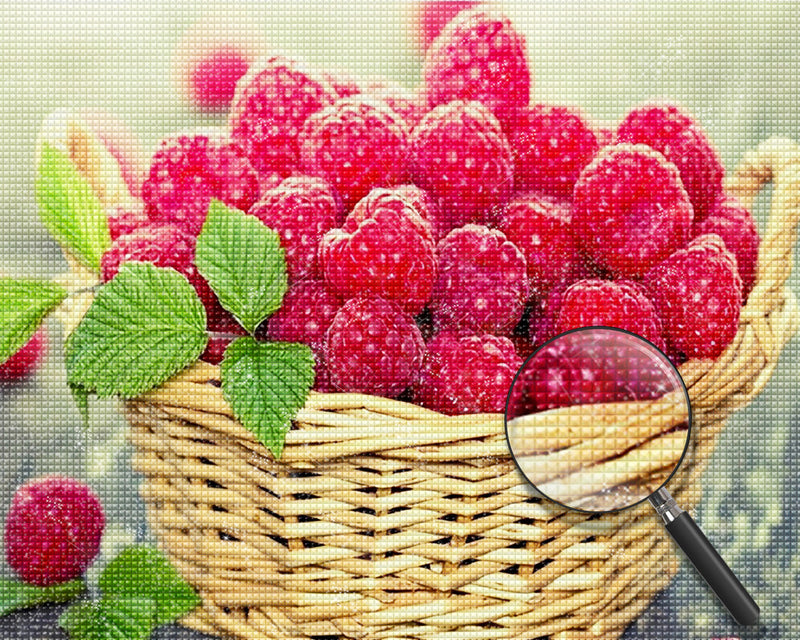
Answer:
[322, 70, 362, 98]
[248, 176, 341, 282]
[413, 331, 522, 415]
[5, 475, 104, 586]
[410, 100, 514, 232]
[411, 1, 480, 52]
[391, 184, 441, 235]
[321, 189, 435, 314]
[644, 234, 742, 360]
[0, 327, 46, 382]
[229, 56, 337, 176]
[543, 279, 665, 350]
[695, 197, 760, 300]
[361, 81, 426, 129]
[596, 126, 614, 148]
[508, 105, 599, 198]
[299, 98, 410, 211]
[616, 101, 725, 220]
[142, 132, 259, 235]
[186, 49, 252, 112]
[499, 193, 579, 297]
[201, 311, 247, 365]
[422, 8, 530, 125]
[432, 224, 527, 334]
[107, 202, 148, 241]
[572, 144, 693, 278]
[325, 297, 425, 398]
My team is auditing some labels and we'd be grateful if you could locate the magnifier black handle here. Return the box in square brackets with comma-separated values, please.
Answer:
[651, 489, 759, 626]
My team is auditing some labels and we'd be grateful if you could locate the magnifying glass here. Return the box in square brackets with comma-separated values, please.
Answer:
[504, 326, 759, 626]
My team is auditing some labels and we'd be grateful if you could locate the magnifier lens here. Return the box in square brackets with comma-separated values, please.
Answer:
[505, 327, 690, 513]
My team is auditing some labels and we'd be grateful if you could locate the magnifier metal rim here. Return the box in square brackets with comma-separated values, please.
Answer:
[504, 325, 693, 514]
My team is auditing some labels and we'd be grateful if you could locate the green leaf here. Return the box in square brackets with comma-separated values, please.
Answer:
[65, 263, 208, 398]
[0, 278, 67, 363]
[196, 200, 288, 334]
[221, 337, 315, 458]
[59, 596, 155, 640]
[98, 546, 200, 626]
[0, 578, 85, 616]
[35, 143, 110, 271]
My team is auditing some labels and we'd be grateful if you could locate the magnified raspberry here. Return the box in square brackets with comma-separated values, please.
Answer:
[325, 297, 425, 397]
[432, 224, 527, 334]
[572, 144, 693, 278]
[423, 8, 530, 125]
[616, 101, 725, 220]
[229, 56, 337, 177]
[142, 132, 259, 235]
[410, 100, 514, 232]
[248, 176, 341, 282]
[508, 105, 599, 198]
[391, 184, 441, 235]
[644, 234, 742, 360]
[107, 202, 148, 241]
[499, 193, 578, 297]
[299, 98, 410, 210]
[0, 327, 46, 382]
[361, 81, 426, 129]
[695, 196, 760, 300]
[413, 331, 522, 415]
[411, 1, 480, 52]
[5, 475, 105, 586]
[321, 189, 435, 314]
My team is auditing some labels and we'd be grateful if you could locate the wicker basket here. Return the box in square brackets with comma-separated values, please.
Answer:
[115, 138, 800, 640]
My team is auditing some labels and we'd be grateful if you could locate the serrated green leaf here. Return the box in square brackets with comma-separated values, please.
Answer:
[98, 546, 200, 626]
[36, 143, 111, 271]
[59, 596, 155, 640]
[0, 278, 67, 363]
[0, 578, 84, 617]
[196, 200, 287, 334]
[221, 337, 315, 458]
[65, 263, 208, 398]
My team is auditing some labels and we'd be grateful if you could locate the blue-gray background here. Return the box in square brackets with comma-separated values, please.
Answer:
[0, 2, 799, 638]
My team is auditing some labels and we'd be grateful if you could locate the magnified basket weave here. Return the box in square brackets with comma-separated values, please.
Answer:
[119, 138, 800, 640]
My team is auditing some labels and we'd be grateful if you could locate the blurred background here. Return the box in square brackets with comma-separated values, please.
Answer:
[0, 1, 799, 638]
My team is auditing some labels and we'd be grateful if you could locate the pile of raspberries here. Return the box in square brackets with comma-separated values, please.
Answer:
[101, 7, 759, 416]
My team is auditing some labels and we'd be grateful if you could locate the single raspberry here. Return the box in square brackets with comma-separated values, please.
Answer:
[299, 98, 410, 211]
[321, 189, 435, 314]
[432, 224, 527, 334]
[5, 475, 105, 586]
[107, 202, 149, 240]
[695, 196, 760, 300]
[422, 8, 530, 125]
[616, 101, 725, 220]
[248, 176, 341, 282]
[507, 105, 599, 198]
[361, 81, 426, 129]
[644, 234, 742, 360]
[229, 56, 337, 177]
[0, 327, 46, 382]
[413, 331, 522, 415]
[411, 1, 480, 52]
[544, 279, 665, 350]
[499, 193, 579, 297]
[409, 100, 514, 232]
[325, 297, 425, 397]
[572, 144, 693, 278]
[142, 132, 259, 235]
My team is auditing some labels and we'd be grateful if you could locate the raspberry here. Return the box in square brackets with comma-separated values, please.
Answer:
[413, 331, 522, 415]
[432, 224, 527, 334]
[422, 8, 530, 125]
[299, 98, 410, 211]
[409, 100, 514, 232]
[201, 311, 247, 365]
[248, 176, 341, 282]
[411, 1, 480, 52]
[596, 126, 614, 148]
[644, 234, 742, 360]
[391, 184, 441, 235]
[543, 279, 665, 350]
[616, 101, 725, 220]
[107, 202, 148, 241]
[142, 132, 259, 235]
[321, 189, 435, 314]
[361, 81, 426, 129]
[695, 197, 760, 300]
[5, 475, 105, 586]
[0, 327, 46, 382]
[508, 105, 599, 198]
[322, 70, 362, 98]
[499, 193, 579, 297]
[572, 144, 693, 278]
[325, 297, 425, 397]
[229, 56, 337, 176]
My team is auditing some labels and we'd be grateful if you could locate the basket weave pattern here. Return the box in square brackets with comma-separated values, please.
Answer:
[125, 138, 800, 639]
